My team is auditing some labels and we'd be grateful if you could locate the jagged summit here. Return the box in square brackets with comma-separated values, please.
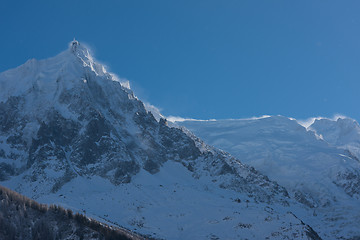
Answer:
[0, 40, 129, 109]
[67, 39, 109, 77]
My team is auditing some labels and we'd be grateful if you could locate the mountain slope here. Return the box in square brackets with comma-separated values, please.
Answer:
[178, 116, 360, 239]
[0, 41, 320, 239]
[0, 184, 142, 240]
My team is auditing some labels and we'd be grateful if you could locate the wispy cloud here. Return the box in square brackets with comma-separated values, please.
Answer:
[167, 115, 272, 123]
[167, 116, 208, 122]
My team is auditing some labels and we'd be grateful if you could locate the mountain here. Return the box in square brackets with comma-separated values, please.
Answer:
[309, 117, 360, 160]
[0, 184, 142, 240]
[0, 40, 322, 239]
[178, 116, 360, 239]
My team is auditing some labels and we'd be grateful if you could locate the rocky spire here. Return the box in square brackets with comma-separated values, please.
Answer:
[71, 38, 80, 53]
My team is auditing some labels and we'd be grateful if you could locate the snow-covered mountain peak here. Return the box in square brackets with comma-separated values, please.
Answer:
[310, 117, 359, 133]
[1, 42, 324, 239]
[0, 40, 128, 105]
[3, 41, 360, 239]
[67, 39, 109, 77]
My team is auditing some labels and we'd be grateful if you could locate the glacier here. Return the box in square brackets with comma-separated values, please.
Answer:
[178, 115, 360, 239]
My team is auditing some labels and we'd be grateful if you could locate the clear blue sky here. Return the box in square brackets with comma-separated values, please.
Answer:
[1, 0, 360, 121]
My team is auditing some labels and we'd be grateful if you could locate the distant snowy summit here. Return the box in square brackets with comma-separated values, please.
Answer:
[309, 117, 360, 159]
[176, 114, 360, 159]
